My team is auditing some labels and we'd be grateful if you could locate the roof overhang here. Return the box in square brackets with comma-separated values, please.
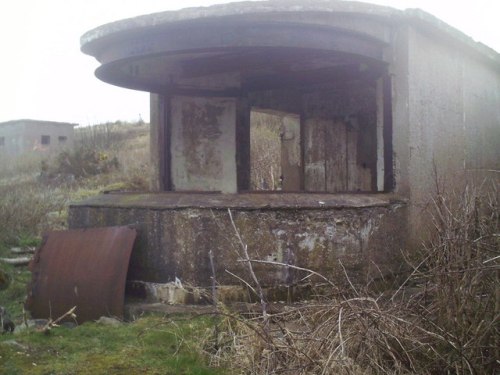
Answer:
[81, 1, 396, 94]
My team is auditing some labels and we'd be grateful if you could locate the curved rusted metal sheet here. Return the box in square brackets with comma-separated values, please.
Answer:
[26, 226, 137, 323]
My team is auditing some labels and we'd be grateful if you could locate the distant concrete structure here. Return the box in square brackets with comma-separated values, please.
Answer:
[71, 0, 500, 294]
[0, 119, 75, 157]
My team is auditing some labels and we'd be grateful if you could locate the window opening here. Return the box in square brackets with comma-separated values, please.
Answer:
[41, 135, 50, 145]
[0, 137, 4, 146]
[250, 109, 301, 191]
[58, 136, 68, 143]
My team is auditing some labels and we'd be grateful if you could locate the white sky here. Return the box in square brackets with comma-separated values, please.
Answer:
[0, 0, 498, 125]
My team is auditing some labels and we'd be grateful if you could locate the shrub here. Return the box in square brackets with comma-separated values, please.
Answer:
[0, 182, 69, 244]
[407, 181, 499, 373]
[51, 147, 119, 179]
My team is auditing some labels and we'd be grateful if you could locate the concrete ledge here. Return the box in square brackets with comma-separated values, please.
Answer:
[69, 194, 408, 286]
[69, 192, 405, 210]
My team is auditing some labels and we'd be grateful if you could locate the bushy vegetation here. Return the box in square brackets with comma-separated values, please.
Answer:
[0, 121, 151, 245]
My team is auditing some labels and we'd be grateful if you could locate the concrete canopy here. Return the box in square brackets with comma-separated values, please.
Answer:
[80, 0, 395, 94]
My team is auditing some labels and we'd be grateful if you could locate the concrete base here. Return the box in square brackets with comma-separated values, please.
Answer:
[69, 192, 408, 291]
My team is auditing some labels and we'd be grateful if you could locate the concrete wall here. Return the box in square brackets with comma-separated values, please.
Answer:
[69, 193, 407, 289]
[401, 26, 500, 241]
[0, 120, 74, 157]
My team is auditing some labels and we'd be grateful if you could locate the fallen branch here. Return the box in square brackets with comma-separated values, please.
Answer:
[41, 306, 77, 334]
[236, 258, 337, 289]
[10, 247, 36, 254]
[0, 257, 32, 266]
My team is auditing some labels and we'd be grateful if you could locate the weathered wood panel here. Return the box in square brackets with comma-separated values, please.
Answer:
[326, 121, 347, 192]
[280, 114, 301, 191]
[304, 118, 326, 191]
[347, 125, 359, 192]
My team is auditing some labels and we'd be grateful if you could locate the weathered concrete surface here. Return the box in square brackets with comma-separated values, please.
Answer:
[396, 22, 500, 244]
[81, 1, 390, 94]
[171, 96, 237, 193]
[69, 193, 407, 288]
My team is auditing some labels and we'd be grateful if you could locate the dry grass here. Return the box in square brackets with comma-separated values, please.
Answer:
[250, 112, 282, 190]
[207, 180, 499, 374]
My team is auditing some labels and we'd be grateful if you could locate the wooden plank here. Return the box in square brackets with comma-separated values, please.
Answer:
[326, 121, 347, 192]
[359, 167, 372, 191]
[280, 114, 302, 191]
[346, 123, 373, 192]
[304, 118, 326, 191]
[236, 98, 251, 191]
[347, 126, 359, 191]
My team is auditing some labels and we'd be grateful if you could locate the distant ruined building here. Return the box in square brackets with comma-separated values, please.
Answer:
[0, 119, 75, 158]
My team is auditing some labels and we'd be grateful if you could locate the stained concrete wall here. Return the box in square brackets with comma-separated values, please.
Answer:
[69, 193, 407, 289]
[0, 120, 74, 157]
[170, 96, 237, 193]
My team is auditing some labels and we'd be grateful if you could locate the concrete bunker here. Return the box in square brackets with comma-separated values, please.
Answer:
[72, 1, 499, 301]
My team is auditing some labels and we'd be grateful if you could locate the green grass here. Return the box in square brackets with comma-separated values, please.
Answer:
[0, 315, 222, 375]
[0, 245, 223, 375]
[0, 245, 31, 319]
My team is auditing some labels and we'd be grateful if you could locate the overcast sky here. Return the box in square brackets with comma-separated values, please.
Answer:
[0, 0, 498, 125]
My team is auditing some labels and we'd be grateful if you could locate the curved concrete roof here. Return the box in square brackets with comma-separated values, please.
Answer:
[80, 0, 499, 94]
[81, 0, 400, 51]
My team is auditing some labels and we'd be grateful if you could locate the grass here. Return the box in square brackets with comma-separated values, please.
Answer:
[0, 315, 222, 375]
[0, 246, 224, 375]
[0, 245, 32, 318]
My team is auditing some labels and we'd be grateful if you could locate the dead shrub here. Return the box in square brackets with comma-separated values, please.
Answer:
[0, 182, 69, 243]
[404, 180, 499, 373]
